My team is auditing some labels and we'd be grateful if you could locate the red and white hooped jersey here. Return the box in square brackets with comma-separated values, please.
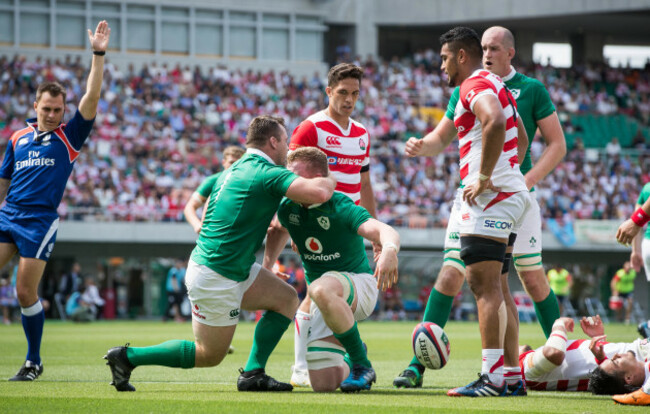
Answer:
[290, 110, 370, 204]
[524, 338, 650, 391]
[454, 69, 527, 192]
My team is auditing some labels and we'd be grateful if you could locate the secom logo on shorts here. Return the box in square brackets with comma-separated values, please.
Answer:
[483, 219, 513, 230]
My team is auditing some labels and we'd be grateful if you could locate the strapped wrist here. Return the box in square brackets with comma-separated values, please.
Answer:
[93, 50, 106, 56]
[631, 207, 650, 227]
[383, 242, 399, 254]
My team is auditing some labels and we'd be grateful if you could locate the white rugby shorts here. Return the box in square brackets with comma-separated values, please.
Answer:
[642, 238, 650, 282]
[443, 188, 463, 251]
[185, 259, 261, 326]
[512, 191, 542, 255]
[458, 190, 531, 239]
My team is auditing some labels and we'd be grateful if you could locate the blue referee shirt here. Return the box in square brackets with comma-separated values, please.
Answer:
[0, 110, 94, 211]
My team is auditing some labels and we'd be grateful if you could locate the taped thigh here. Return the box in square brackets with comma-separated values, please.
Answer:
[443, 248, 466, 273]
[514, 253, 543, 272]
[306, 340, 346, 370]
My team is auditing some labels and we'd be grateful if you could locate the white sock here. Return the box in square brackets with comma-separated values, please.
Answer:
[504, 366, 522, 385]
[481, 349, 504, 385]
[293, 311, 311, 371]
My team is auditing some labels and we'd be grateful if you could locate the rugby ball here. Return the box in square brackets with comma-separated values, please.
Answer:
[412, 322, 450, 370]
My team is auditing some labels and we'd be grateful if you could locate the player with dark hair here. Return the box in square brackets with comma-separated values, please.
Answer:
[434, 26, 531, 397]
[514, 315, 648, 398]
[397, 25, 564, 396]
[287, 62, 377, 387]
[0, 21, 110, 381]
[104, 115, 337, 392]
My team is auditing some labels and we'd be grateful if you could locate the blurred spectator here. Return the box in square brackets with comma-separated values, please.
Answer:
[66, 277, 104, 322]
[164, 259, 186, 322]
[547, 264, 573, 316]
[605, 137, 621, 157]
[610, 261, 637, 324]
[285, 258, 307, 301]
[382, 285, 406, 321]
[0, 54, 648, 227]
[0, 273, 18, 324]
[54, 263, 83, 318]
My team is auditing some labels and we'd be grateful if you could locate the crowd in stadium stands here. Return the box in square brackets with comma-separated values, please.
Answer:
[0, 52, 649, 227]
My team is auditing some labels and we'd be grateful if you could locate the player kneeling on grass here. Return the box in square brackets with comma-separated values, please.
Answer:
[103, 116, 337, 392]
[264, 147, 400, 392]
[517, 315, 649, 398]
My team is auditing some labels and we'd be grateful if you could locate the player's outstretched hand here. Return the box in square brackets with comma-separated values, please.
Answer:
[462, 179, 500, 206]
[88, 20, 110, 52]
[404, 138, 423, 157]
[374, 248, 398, 291]
[588, 334, 607, 361]
[616, 219, 641, 246]
[580, 315, 604, 338]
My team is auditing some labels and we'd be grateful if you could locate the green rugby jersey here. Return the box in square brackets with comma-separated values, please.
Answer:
[191, 149, 298, 281]
[445, 67, 556, 181]
[196, 172, 222, 198]
[277, 192, 373, 284]
[636, 182, 650, 239]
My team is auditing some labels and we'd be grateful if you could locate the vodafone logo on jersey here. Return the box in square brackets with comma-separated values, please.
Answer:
[305, 237, 323, 254]
[325, 136, 342, 147]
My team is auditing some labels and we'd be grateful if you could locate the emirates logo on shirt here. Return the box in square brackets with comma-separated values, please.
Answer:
[305, 237, 323, 254]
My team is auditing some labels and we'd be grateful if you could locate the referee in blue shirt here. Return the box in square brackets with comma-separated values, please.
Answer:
[0, 21, 110, 381]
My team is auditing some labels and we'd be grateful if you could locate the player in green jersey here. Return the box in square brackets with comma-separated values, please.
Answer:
[183, 145, 244, 355]
[395, 26, 566, 392]
[264, 147, 400, 392]
[627, 182, 650, 279]
[104, 116, 337, 393]
[183, 145, 245, 234]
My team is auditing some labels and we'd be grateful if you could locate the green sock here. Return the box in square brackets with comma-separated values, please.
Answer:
[334, 322, 371, 368]
[343, 353, 353, 371]
[244, 311, 292, 371]
[534, 291, 560, 338]
[408, 288, 455, 367]
[126, 340, 195, 369]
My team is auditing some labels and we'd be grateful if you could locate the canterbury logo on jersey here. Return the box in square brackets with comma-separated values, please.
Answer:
[325, 136, 342, 146]
[15, 151, 55, 170]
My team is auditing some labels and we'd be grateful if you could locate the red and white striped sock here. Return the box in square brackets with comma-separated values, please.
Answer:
[504, 366, 522, 385]
[481, 349, 504, 385]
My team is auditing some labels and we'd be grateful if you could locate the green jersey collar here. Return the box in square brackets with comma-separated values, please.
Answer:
[246, 148, 275, 165]
[502, 66, 517, 82]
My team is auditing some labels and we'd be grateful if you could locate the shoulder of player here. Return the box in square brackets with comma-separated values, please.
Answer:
[515, 74, 547, 91]
[643, 182, 650, 194]
[9, 126, 33, 145]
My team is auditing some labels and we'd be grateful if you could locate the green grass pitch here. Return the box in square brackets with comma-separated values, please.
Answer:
[0, 319, 645, 413]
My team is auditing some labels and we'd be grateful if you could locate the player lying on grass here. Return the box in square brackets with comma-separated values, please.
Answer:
[264, 147, 400, 393]
[517, 315, 648, 395]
